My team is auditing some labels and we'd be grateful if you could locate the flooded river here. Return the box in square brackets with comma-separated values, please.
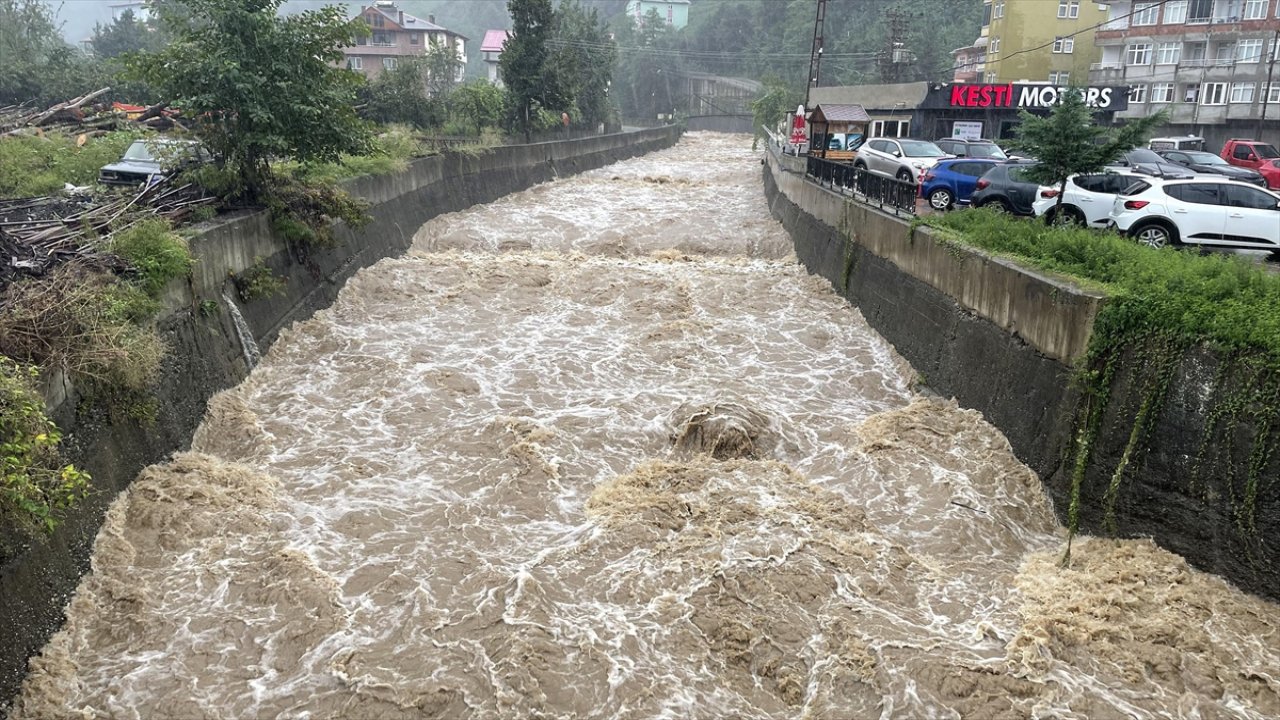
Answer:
[14, 133, 1280, 719]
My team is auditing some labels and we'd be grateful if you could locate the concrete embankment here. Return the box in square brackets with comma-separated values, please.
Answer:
[762, 143, 1278, 602]
[0, 126, 683, 710]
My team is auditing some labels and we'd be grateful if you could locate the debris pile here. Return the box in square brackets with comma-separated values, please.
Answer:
[0, 89, 180, 136]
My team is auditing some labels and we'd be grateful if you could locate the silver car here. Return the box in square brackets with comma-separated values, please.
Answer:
[854, 138, 951, 184]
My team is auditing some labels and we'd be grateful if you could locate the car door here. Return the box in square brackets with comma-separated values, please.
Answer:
[1006, 165, 1040, 214]
[1068, 174, 1112, 225]
[1221, 183, 1280, 247]
[863, 139, 889, 174]
[1164, 151, 1191, 168]
[1164, 183, 1227, 244]
[952, 161, 989, 204]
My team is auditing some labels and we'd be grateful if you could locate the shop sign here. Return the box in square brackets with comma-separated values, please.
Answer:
[932, 83, 1128, 112]
[952, 121, 983, 140]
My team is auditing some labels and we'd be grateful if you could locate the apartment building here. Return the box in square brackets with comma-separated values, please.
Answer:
[1089, 0, 1280, 149]
[342, 2, 467, 84]
[975, 0, 1111, 83]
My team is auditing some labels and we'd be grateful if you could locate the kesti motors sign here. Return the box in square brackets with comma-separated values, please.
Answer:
[925, 83, 1129, 112]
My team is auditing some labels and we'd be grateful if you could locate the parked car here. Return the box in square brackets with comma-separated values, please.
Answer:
[1148, 135, 1205, 152]
[853, 138, 951, 183]
[934, 138, 1008, 160]
[1031, 171, 1150, 227]
[1108, 176, 1280, 252]
[920, 158, 1004, 211]
[1221, 138, 1280, 189]
[98, 138, 211, 186]
[1104, 148, 1197, 179]
[968, 162, 1051, 216]
[1156, 149, 1267, 186]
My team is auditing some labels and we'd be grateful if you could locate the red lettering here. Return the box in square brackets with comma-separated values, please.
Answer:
[967, 86, 981, 106]
[979, 85, 992, 107]
[999, 84, 1014, 106]
[950, 86, 967, 106]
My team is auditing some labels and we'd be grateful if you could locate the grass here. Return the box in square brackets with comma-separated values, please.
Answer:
[921, 209, 1280, 363]
[108, 218, 195, 297]
[0, 130, 144, 198]
[277, 124, 425, 185]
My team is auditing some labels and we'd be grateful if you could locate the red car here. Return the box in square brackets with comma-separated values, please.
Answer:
[1221, 139, 1280, 189]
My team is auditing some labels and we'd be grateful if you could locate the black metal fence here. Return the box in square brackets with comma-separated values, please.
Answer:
[805, 155, 918, 216]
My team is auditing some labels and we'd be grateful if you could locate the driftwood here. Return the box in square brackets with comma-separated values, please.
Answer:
[30, 88, 112, 127]
[0, 90, 176, 135]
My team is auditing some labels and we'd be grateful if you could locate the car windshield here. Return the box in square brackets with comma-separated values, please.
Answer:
[1255, 144, 1280, 159]
[900, 140, 946, 158]
[1125, 148, 1165, 164]
[121, 141, 160, 162]
[966, 143, 1007, 159]
[1182, 151, 1228, 165]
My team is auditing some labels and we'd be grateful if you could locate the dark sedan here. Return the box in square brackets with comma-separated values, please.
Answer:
[1156, 149, 1268, 186]
[99, 139, 211, 186]
[1104, 148, 1197, 180]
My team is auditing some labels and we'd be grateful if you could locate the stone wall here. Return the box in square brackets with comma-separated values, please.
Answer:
[762, 143, 1279, 602]
[0, 126, 683, 711]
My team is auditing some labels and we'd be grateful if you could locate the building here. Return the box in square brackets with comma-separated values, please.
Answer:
[951, 37, 988, 83]
[110, 2, 150, 23]
[626, 0, 690, 30]
[342, 2, 467, 83]
[983, 0, 1110, 83]
[1088, 0, 1280, 150]
[481, 29, 511, 86]
[810, 81, 1130, 142]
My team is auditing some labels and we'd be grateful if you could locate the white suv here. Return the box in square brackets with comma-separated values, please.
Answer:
[854, 138, 951, 184]
[1108, 176, 1280, 251]
[1033, 172, 1150, 227]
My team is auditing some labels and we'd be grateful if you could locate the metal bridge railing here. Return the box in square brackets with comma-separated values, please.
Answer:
[805, 156, 918, 216]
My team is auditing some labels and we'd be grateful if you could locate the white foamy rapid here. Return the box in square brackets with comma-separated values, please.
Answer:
[15, 134, 1280, 719]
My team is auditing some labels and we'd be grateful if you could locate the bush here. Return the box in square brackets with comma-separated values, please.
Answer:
[278, 124, 424, 185]
[0, 130, 143, 198]
[0, 264, 165, 392]
[0, 357, 90, 534]
[266, 175, 370, 249]
[109, 218, 194, 297]
[232, 257, 285, 301]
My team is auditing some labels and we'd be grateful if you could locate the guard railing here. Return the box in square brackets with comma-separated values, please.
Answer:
[805, 155, 918, 216]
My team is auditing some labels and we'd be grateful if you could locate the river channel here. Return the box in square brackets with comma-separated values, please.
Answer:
[14, 133, 1280, 719]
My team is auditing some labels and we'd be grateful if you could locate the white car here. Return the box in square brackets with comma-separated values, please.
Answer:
[1108, 176, 1280, 252]
[1032, 172, 1151, 228]
[853, 138, 951, 184]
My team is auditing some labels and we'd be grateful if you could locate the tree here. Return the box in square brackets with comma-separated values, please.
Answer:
[501, 0, 569, 141]
[1006, 89, 1167, 221]
[751, 79, 802, 150]
[360, 56, 445, 128]
[423, 39, 464, 97]
[130, 0, 373, 196]
[550, 0, 617, 130]
[448, 81, 506, 136]
[91, 10, 168, 58]
[0, 0, 106, 106]
[613, 9, 679, 122]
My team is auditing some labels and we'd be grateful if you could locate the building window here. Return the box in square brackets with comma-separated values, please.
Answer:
[1133, 2, 1159, 25]
[983, 2, 992, 26]
[347, 56, 362, 70]
[1215, 42, 1236, 65]
[1267, 84, 1280, 103]
[990, 36, 1001, 53]
[383, 57, 397, 70]
[1185, 41, 1207, 63]
[1053, 36, 1075, 53]
[1058, 0, 1081, 18]
[1129, 84, 1148, 103]
[1069, 1, 1080, 18]
[995, 2, 1005, 18]
[1238, 39, 1263, 62]
[1244, 0, 1267, 19]
[372, 31, 393, 46]
[1231, 82, 1257, 103]
[356, 35, 367, 46]
[1164, 0, 1188, 23]
[410, 33, 420, 45]
[1187, 0, 1213, 22]
[1049, 71, 1071, 84]
[1154, 42, 1180, 64]
[1201, 82, 1228, 105]
[1184, 84, 1200, 102]
[1126, 43, 1153, 65]
[1150, 82, 1174, 102]
[371, 13, 384, 27]
[985, 71, 997, 82]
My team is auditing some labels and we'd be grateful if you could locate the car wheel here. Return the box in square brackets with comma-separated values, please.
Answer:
[1046, 206, 1086, 227]
[1132, 222, 1179, 249]
[928, 188, 954, 211]
[854, 161, 867, 172]
[980, 198, 1013, 214]
[896, 168, 914, 183]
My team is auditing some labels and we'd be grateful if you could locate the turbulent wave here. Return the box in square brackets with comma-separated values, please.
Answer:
[15, 133, 1280, 719]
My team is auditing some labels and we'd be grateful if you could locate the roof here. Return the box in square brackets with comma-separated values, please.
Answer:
[808, 82, 930, 112]
[631, 0, 692, 4]
[481, 29, 510, 53]
[810, 104, 870, 124]
[365, 5, 469, 39]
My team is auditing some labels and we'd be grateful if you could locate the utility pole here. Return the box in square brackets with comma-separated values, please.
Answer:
[877, 7, 913, 84]
[804, 0, 826, 109]
[1257, 29, 1279, 140]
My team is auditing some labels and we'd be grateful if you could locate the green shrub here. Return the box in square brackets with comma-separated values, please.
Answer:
[266, 175, 370, 249]
[277, 124, 424, 185]
[233, 258, 286, 301]
[0, 357, 90, 534]
[0, 130, 143, 198]
[109, 218, 194, 297]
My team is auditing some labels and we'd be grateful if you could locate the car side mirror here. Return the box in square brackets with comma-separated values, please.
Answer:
[1248, 153, 1258, 161]
[892, 150, 902, 157]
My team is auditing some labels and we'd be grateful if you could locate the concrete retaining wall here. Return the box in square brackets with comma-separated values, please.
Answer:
[0, 126, 683, 711]
[763, 143, 1279, 602]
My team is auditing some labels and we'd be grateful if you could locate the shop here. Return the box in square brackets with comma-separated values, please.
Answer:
[915, 83, 1131, 142]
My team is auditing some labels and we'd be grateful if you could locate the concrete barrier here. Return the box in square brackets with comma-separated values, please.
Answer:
[763, 141, 1279, 602]
[0, 126, 683, 711]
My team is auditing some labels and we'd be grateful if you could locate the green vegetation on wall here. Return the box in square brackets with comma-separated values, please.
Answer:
[921, 209, 1280, 559]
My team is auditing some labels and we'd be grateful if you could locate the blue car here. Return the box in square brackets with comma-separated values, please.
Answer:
[920, 158, 1003, 211]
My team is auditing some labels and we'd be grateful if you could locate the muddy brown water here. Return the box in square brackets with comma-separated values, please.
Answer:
[14, 133, 1280, 719]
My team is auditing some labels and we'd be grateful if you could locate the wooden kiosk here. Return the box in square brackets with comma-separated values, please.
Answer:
[807, 104, 871, 163]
